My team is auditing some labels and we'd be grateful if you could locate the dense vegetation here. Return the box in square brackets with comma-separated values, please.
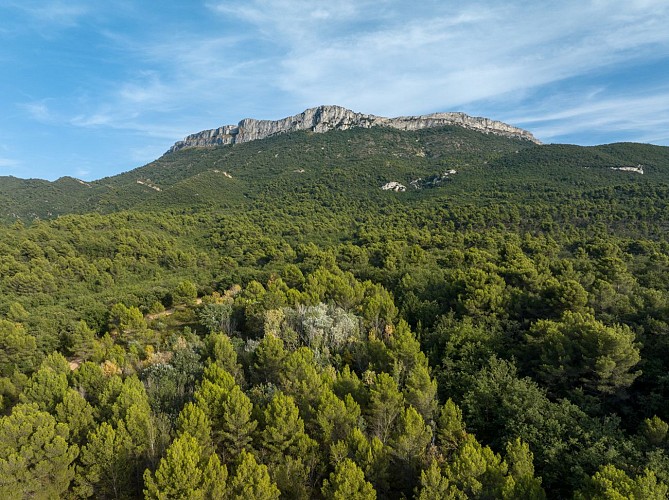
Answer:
[2, 126, 669, 498]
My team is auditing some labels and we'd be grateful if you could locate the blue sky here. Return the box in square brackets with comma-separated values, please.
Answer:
[1, 0, 669, 181]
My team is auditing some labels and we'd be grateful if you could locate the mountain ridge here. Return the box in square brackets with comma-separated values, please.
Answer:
[167, 104, 541, 153]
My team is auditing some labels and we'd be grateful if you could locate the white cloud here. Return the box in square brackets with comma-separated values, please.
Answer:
[0, 157, 20, 169]
[20, 101, 53, 123]
[509, 88, 669, 144]
[14, 0, 669, 174]
[2, 0, 90, 28]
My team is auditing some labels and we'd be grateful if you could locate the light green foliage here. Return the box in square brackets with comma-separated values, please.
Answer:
[72, 361, 107, 406]
[388, 404, 433, 495]
[252, 333, 286, 386]
[227, 449, 280, 500]
[110, 302, 147, 334]
[368, 372, 405, 444]
[68, 319, 99, 361]
[362, 282, 398, 334]
[143, 432, 227, 500]
[641, 416, 669, 446]
[218, 384, 257, 461]
[316, 389, 361, 446]
[278, 347, 325, 419]
[437, 399, 467, 455]
[322, 458, 376, 500]
[575, 465, 669, 500]
[0, 403, 79, 499]
[417, 460, 462, 500]
[260, 391, 316, 459]
[0, 319, 37, 375]
[203, 332, 243, 381]
[260, 391, 317, 497]
[55, 388, 96, 445]
[391, 406, 433, 466]
[193, 364, 254, 459]
[76, 421, 134, 498]
[502, 438, 546, 500]
[443, 434, 509, 499]
[330, 427, 389, 495]
[176, 402, 215, 458]
[194, 363, 236, 417]
[19, 353, 70, 412]
[173, 280, 198, 305]
[403, 363, 438, 423]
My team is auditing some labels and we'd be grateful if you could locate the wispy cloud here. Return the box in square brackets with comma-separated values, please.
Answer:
[510, 88, 669, 144]
[0, 157, 20, 169]
[2, 0, 90, 28]
[6, 0, 669, 182]
[20, 100, 54, 123]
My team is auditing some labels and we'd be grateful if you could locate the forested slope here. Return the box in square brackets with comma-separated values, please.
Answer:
[1, 126, 669, 498]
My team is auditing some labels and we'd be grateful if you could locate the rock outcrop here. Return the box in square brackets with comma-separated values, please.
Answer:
[167, 105, 540, 153]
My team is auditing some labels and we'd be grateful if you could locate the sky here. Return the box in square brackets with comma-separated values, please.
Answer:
[1, 1, 669, 181]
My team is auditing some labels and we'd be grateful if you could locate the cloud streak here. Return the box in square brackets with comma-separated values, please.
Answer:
[5, 0, 669, 179]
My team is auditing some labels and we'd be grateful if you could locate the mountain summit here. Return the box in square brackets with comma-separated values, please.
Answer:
[168, 105, 540, 153]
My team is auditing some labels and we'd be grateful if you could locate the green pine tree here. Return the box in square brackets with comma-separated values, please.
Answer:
[0, 403, 79, 499]
[322, 458, 376, 499]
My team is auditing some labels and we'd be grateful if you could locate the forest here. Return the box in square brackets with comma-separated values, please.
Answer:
[2, 125, 669, 498]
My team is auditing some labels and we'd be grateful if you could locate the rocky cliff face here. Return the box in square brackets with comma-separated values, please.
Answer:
[167, 105, 540, 153]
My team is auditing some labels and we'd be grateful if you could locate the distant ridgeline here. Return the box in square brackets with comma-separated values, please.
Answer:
[0, 104, 668, 223]
[167, 105, 541, 153]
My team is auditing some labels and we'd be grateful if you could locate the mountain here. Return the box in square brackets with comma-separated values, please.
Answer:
[0, 106, 668, 224]
[167, 104, 540, 153]
[5, 107, 669, 499]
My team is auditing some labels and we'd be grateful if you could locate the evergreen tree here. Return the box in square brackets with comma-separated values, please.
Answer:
[218, 384, 257, 461]
[0, 403, 79, 499]
[259, 391, 317, 497]
[416, 460, 462, 500]
[143, 432, 227, 500]
[55, 388, 96, 445]
[368, 372, 404, 444]
[76, 421, 134, 498]
[227, 450, 280, 500]
[322, 458, 376, 499]
[502, 438, 546, 500]
[575, 465, 668, 500]
[175, 402, 215, 458]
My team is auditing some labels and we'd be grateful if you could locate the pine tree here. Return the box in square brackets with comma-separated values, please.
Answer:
[176, 402, 215, 458]
[75, 421, 134, 498]
[322, 458, 376, 499]
[575, 465, 668, 500]
[55, 388, 96, 445]
[259, 391, 317, 497]
[436, 399, 467, 455]
[502, 438, 546, 500]
[227, 450, 280, 500]
[368, 372, 404, 444]
[219, 384, 257, 461]
[0, 403, 79, 499]
[416, 460, 462, 500]
[143, 432, 228, 499]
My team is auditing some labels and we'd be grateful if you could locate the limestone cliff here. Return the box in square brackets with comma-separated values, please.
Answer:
[167, 105, 540, 153]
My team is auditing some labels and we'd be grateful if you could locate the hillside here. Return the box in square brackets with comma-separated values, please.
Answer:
[2, 122, 668, 224]
[3, 115, 669, 498]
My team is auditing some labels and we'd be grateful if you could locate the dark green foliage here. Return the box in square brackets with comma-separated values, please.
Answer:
[1, 125, 669, 498]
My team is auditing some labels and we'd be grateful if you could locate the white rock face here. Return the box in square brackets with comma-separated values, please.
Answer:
[381, 182, 407, 192]
[168, 105, 540, 153]
[610, 165, 644, 174]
